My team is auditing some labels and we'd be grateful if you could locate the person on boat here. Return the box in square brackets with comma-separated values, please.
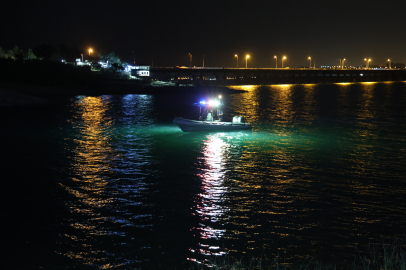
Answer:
[201, 108, 208, 120]
[218, 109, 223, 122]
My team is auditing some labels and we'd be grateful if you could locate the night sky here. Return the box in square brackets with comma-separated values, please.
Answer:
[2, 0, 406, 68]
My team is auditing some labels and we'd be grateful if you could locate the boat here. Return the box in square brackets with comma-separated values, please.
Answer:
[173, 117, 252, 132]
[173, 95, 252, 132]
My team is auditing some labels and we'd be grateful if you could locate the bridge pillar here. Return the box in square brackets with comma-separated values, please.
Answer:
[235, 73, 240, 84]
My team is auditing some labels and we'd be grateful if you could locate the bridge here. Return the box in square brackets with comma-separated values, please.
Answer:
[146, 67, 406, 86]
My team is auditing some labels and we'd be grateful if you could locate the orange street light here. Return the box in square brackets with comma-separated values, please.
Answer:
[364, 58, 371, 69]
[308, 56, 311, 68]
[235, 54, 238, 68]
[89, 48, 93, 56]
[274, 55, 277, 68]
[282, 56, 286, 68]
[246, 54, 250, 68]
[388, 59, 391, 69]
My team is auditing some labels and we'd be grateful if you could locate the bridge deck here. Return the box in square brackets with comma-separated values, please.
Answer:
[144, 68, 406, 85]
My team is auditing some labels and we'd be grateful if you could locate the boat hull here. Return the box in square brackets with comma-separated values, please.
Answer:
[173, 117, 252, 132]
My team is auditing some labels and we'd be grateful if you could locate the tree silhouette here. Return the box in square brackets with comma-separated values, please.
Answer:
[58, 44, 81, 61]
[33, 44, 57, 60]
[98, 51, 122, 66]
[27, 48, 37, 60]
[12, 45, 25, 60]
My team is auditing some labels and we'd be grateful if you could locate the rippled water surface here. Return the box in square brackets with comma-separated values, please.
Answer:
[2, 83, 406, 269]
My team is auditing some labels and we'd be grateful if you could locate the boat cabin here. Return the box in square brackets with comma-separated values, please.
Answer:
[173, 95, 251, 132]
[195, 96, 224, 122]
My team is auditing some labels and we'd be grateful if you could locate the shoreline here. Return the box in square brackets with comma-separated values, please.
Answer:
[0, 82, 246, 107]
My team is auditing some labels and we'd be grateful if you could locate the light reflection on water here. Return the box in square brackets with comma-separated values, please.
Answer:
[58, 95, 162, 268]
[4, 83, 406, 268]
[190, 132, 251, 261]
[59, 96, 117, 267]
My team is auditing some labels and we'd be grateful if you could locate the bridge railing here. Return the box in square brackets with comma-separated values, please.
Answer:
[151, 67, 403, 71]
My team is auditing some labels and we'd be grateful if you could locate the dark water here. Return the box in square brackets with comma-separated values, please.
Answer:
[1, 82, 406, 269]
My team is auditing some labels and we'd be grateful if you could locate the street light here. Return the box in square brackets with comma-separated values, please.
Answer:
[274, 55, 277, 68]
[132, 51, 135, 64]
[282, 56, 286, 68]
[342, 58, 346, 69]
[88, 48, 93, 56]
[235, 54, 238, 68]
[364, 58, 371, 69]
[388, 59, 391, 69]
[308, 56, 311, 68]
[246, 54, 250, 68]
[188, 53, 192, 67]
